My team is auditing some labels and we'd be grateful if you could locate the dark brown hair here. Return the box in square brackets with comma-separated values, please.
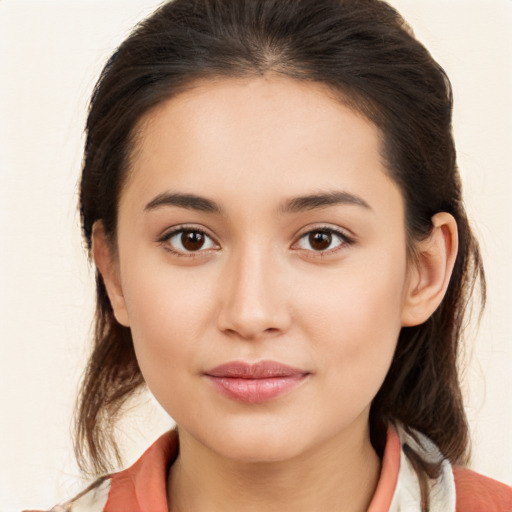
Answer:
[76, 0, 485, 497]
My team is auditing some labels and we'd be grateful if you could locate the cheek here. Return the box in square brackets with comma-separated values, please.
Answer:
[297, 251, 407, 393]
[120, 258, 218, 393]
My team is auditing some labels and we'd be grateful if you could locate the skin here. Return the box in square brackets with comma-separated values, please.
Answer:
[94, 75, 458, 512]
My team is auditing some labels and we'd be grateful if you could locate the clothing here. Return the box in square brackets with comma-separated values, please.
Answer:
[39, 426, 512, 512]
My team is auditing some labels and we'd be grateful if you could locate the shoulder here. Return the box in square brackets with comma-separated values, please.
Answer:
[453, 466, 512, 512]
[393, 424, 512, 512]
[30, 430, 178, 512]
[22, 476, 111, 512]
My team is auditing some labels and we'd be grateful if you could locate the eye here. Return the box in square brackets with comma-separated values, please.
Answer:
[161, 227, 219, 255]
[293, 228, 351, 253]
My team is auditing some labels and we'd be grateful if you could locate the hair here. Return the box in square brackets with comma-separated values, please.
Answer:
[76, 0, 485, 504]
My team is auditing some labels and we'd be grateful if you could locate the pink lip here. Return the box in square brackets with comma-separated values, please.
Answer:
[205, 361, 309, 403]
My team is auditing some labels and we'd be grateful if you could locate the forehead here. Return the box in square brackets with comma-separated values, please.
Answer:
[134, 76, 375, 154]
[122, 75, 400, 215]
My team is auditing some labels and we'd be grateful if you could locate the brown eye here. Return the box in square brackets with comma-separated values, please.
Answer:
[308, 231, 332, 251]
[164, 228, 218, 254]
[294, 228, 349, 253]
[181, 230, 205, 251]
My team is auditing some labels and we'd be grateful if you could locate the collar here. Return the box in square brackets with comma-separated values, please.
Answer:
[70, 423, 456, 512]
[383, 424, 455, 512]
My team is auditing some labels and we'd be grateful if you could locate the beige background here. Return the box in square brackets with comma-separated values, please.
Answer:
[0, 0, 511, 510]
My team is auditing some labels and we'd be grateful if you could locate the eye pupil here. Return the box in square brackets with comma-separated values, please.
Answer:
[181, 230, 205, 251]
[309, 231, 332, 251]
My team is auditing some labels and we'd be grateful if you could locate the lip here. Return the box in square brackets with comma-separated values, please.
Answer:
[205, 360, 309, 403]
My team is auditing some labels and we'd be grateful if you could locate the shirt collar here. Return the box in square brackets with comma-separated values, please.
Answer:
[105, 423, 455, 512]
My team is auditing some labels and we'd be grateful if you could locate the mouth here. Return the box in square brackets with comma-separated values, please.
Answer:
[204, 360, 310, 403]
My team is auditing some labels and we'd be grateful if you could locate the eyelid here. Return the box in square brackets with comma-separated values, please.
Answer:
[158, 224, 220, 256]
[291, 224, 355, 254]
[157, 223, 354, 257]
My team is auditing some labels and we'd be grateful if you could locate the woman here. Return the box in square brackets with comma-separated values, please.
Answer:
[39, 0, 512, 510]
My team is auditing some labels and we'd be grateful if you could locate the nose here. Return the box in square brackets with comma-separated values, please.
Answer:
[216, 244, 291, 340]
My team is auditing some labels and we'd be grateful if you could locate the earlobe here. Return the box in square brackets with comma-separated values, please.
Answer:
[401, 212, 458, 327]
[92, 222, 130, 327]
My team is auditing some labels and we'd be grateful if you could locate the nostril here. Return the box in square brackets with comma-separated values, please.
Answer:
[221, 325, 283, 341]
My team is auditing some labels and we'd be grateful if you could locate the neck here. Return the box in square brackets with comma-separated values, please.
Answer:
[167, 421, 381, 512]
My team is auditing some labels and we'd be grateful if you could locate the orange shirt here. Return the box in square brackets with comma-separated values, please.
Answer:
[44, 426, 512, 512]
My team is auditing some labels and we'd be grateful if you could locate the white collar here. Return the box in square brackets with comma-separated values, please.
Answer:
[389, 425, 456, 512]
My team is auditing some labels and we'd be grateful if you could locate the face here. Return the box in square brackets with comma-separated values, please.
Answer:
[105, 76, 416, 463]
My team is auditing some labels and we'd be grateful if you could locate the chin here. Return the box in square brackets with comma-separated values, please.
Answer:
[217, 438, 303, 464]
[200, 419, 312, 464]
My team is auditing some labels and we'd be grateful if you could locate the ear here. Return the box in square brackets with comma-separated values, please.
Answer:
[92, 221, 130, 327]
[401, 212, 458, 327]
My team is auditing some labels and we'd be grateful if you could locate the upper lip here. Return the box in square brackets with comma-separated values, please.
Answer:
[205, 360, 307, 379]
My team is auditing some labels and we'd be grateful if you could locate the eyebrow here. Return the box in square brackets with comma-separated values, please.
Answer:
[280, 191, 371, 213]
[144, 190, 371, 215]
[144, 192, 223, 214]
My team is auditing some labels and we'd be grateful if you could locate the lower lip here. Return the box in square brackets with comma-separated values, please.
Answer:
[206, 375, 308, 403]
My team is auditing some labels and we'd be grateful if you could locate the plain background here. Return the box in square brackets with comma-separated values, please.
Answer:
[0, 0, 511, 510]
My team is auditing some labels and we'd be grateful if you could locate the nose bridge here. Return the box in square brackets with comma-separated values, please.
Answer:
[217, 238, 288, 339]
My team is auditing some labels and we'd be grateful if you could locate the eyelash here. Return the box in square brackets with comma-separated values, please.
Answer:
[158, 225, 219, 258]
[158, 225, 354, 258]
[293, 226, 354, 256]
